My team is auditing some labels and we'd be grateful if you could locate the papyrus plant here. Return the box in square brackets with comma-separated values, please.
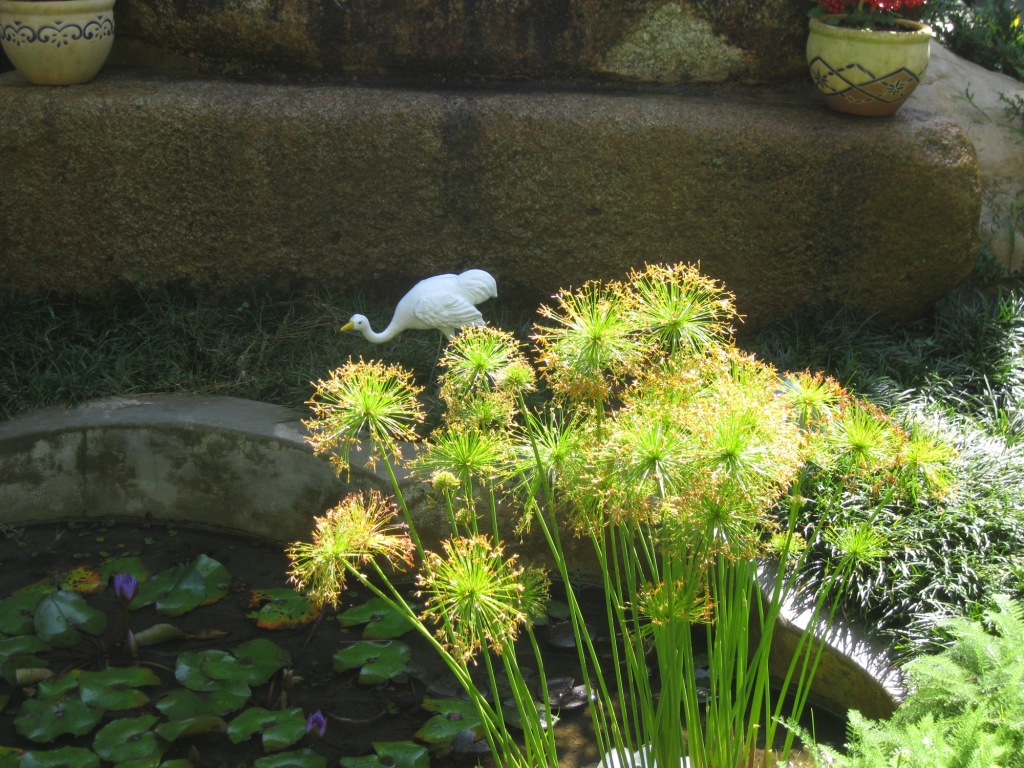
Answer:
[291, 263, 955, 768]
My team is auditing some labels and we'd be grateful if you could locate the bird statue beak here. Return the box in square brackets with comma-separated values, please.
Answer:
[340, 321, 355, 332]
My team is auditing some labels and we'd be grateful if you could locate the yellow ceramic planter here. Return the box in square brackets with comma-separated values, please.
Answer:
[0, 0, 115, 85]
[807, 16, 933, 117]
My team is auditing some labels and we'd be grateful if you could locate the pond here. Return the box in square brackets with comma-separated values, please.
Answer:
[0, 519, 845, 768]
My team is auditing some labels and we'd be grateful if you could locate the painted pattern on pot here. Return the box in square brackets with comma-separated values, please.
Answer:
[0, 0, 115, 85]
[807, 16, 933, 117]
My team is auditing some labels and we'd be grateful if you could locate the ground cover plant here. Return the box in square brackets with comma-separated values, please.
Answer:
[289, 264, 954, 768]
[750, 293, 1024, 656]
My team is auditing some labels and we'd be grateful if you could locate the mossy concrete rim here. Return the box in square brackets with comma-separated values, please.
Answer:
[0, 394, 900, 719]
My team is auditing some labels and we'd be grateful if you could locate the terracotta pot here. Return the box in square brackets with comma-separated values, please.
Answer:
[806, 15, 933, 117]
[0, 0, 115, 85]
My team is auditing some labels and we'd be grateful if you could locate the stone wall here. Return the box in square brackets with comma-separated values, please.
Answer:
[0, 73, 980, 333]
[114, 0, 809, 84]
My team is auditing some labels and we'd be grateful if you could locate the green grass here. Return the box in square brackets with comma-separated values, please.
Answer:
[0, 286, 483, 422]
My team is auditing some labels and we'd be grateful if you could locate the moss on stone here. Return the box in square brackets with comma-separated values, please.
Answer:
[599, 2, 747, 83]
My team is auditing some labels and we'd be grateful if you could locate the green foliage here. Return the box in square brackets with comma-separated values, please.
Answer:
[924, 0, 1024, 81]
[815, 596, 1024, 768]
[295, 264, 944, 768]
[749, 294, 1024, 655]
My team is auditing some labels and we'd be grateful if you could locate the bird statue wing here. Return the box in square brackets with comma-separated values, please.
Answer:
[415, 294, 485, 336]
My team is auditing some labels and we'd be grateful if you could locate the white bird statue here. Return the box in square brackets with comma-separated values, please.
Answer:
[341, 269, 497, 343]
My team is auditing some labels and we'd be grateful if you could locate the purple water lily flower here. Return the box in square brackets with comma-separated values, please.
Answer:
[113, 573, 139, 604]
[306, 709, 327, 738]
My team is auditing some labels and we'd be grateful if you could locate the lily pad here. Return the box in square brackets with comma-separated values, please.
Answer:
[248, 589, 321, 629]
[0, 634, 50, 683]
[15, 697, 104, 742]
[156, 681, 251, 719]
[134, 555, 230, 617]
[153, 715, 228, 742]
[333, 640, 411, 685]
[79, 667, 161, 710]
[19, 748, 100, 768]
[227, 707, 306, 753]
[253, 749, 327, 768]
[415, 698, 484, 745]
[232, 638, 292, 685]
[92, 715, 167, 763]
[33, 591, 107, 647]
[337, 597, 413, 639]
[340, 741, 430, 768]
[0, 590, 46, 635]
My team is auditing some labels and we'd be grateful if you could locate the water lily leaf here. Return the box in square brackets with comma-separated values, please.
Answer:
[0, 747, 21, 768]
[228, 707, 306, 752]
[79, 667, 160, 710]
[135, 555, 230, 617]
[339, 742, 429, 768]
[99, 556, 150, 585]
[19, 747, 100, 768]
[232, 638, 292, 685]
[133, 623, 186, 646]
[0, 591, 46, 635]
[0, 635, 50, 683]
[415, 698, 484, 744]
[248, 589, 321, 629]
[175, 650, 247, 692]
[37, 670, 82, 699]
[15, 697, 103, 742]
[337, 597, 413, 640]
[54, 567, 103, 594]
[33, 591, 107, 647]
[333, 640, 411, 685]
[153, 715, 228, 742]
[253, 749, 327, 768]
[156, 681, 251, 718]
[92, 715, 167, 762]
[111, 759, 161, 768]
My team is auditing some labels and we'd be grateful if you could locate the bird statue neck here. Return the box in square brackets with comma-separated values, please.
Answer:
[354, 315, 402, 344]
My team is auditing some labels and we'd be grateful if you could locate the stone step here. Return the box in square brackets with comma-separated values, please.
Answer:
[0, 70, 979, 332]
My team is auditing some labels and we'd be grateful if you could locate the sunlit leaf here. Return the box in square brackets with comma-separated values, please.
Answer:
[79, 668, 160, 710]
[19, 747, 100, 768]
[337, 597, 413, 639]
[227, 707, 306, 753]
[54, 567, 103, 594]
[333, 640, 411, 685]
[92, 716, 167, 762]
[415, 698, 484, 744]
[248, 589, 321, 629]
[253, 749, 327, 768]
[33, 591, 107, 646]
[156, 682, 251, 719]
[135, 555, 230, 617]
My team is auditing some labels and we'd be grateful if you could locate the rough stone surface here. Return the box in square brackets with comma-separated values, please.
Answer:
[914, 43, 1024, 275]
[0, 71, 980, 332]
[112, 0, 809, 85]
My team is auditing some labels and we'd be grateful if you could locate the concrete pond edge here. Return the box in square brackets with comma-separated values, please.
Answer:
[0, 393, 901, 720]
